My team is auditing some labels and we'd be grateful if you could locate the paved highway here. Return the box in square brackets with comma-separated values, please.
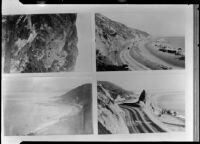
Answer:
[119, 40, 181, 70]
[120, 104, 166, 133]
[120, 49, 150, 70]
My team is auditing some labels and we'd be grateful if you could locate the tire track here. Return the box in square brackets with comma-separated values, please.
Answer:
[122, 105, 153, 133]
[120, 104, 166, 133]
[120, 49, 150, 70]
[120, 105, 148, 133]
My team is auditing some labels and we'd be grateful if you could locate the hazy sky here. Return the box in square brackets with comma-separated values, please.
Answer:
[97, 72, 185, 92]
[101, 6, 186, 37]
[3, 77, 92, 93]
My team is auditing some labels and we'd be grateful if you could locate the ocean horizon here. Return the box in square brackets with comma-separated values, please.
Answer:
[155, 36, 185, 50]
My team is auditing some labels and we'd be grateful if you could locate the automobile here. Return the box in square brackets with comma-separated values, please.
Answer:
[160, 65, 171, 70]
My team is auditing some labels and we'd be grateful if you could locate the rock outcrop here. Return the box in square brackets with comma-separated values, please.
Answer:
[137, 90, 146, 104]
[2, 14, 78, 73]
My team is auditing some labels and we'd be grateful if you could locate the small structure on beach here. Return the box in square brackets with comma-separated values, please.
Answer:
[175, 48, 184, 56]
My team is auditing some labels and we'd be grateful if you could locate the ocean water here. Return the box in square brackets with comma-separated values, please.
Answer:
[3, 92, 82, 135]
[158, 37, 185, 50]
[149, 90, 185, 115]
[155, 91, 185, 115]
[3, 92, 66, 100]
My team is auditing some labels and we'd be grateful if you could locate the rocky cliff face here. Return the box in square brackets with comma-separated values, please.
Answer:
[2, 14, 78, 73]
[97, 81, 133, 134]
[95, 13, 149, 70]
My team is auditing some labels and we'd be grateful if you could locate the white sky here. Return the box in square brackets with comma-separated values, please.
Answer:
[3, 77, 92, 93]
[100, 6, 186, 37]
[97, 72, 185, 92]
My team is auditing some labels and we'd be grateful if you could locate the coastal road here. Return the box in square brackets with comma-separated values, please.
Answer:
[120, 49, 150, 70]
[119, 39, 153, 70]
[120, 104, 167, 133]
[119, 39, 182, 70]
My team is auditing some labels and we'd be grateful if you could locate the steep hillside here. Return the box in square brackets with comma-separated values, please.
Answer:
[97, 81, 130, 134]
[95, 13, 149, 71]
[2, 14, 78, 73]
[57, 83, 93, 134]
[97, 81, 138, 134]
[98, 81, 134, 100]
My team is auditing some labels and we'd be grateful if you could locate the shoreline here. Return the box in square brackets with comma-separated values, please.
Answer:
[149, 92, 185, 118]
[144, 41, 185, 68]
[129, 41, 172, 70]
[4, 99, 83, 136]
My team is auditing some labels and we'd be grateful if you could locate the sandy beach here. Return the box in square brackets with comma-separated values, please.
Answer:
[145, 41, 185, 68]
[150, 91, 185, 114]
[4, 96, 82, 136]
[148, 91, 185, 132]
[119, 38, 185, 70]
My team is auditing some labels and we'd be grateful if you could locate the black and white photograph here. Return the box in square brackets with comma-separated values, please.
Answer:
[3, 77, 93, 135]
[97, 73, 185, 134]
[1, 1, 196, 142]
[2, 13, 92, 73]
[96, 8, 185, 71]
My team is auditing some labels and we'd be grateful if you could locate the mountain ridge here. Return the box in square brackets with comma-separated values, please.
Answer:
[56, 83, 93, 134]
[57, 83, 92, 106]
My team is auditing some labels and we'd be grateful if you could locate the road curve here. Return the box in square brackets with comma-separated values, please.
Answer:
[119, 39, 182, 70]
[120, 104, 166, 133]
[120, 49, 150, 70]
